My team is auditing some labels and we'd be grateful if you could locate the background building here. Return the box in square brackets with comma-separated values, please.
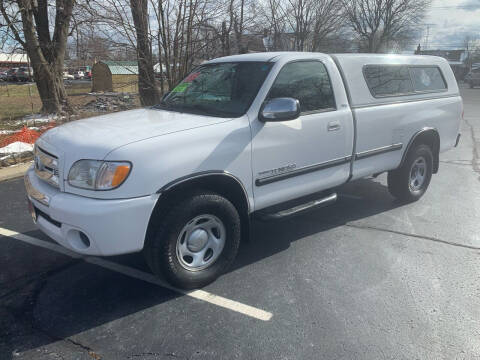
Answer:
[0, 53, 29, 69]
[91, 60, 138, 92]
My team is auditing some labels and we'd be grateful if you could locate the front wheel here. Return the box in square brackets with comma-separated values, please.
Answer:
[388, 144, 433, 202]
[145, 191, 241, 289]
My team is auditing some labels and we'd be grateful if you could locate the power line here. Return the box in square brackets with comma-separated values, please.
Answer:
[431, 5, 480, 10]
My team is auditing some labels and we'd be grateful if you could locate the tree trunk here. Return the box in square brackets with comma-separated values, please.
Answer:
[13, 0, 73, 114]
[221, 21, 230, 56]
[33, 64, 62, 113]
[367, 36, 375, 53]
[130, 0, 160, 106]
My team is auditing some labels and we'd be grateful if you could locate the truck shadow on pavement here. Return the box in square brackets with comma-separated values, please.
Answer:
[234, 177, 404, 271]
[1, 177, 409, 359]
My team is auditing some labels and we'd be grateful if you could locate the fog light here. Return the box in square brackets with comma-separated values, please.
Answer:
[67, 229, 91, 250]
[79, 232, 90, 248]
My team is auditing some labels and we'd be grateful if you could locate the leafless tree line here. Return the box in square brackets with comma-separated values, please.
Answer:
[342, 0, 431, 53]
[0, 0, 430, 113]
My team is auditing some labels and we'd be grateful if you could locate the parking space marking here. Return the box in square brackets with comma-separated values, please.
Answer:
[0, 227, 273, 321]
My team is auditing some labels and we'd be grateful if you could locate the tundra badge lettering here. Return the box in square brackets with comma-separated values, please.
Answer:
[258, 164, 297, 178]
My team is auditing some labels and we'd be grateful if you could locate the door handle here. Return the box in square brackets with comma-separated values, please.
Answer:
[327, 121, 341, 131]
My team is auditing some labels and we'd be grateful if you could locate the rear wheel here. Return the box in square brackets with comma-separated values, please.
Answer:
[388, 144, 433, 202]
[145, 191, 241, 289]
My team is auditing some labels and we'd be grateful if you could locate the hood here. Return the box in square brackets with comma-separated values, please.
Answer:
[39, 108, 232, 161]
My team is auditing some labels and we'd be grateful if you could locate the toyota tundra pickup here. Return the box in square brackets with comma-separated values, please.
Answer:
[25, 52, 462, 288]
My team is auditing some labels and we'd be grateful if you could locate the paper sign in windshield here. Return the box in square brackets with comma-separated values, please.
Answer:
[172, 83, 190, 92]
[184, 72, 200, 82]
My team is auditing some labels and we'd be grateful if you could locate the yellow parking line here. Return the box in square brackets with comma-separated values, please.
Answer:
[0, 227, 273, 321]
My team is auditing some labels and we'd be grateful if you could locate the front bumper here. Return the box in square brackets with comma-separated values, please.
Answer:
[24, 167, 158, 256]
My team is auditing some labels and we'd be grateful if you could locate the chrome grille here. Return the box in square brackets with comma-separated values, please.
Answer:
[34, 146, 60, 188]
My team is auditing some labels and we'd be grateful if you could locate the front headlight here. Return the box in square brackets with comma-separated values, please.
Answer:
[68, 160, 131, 190]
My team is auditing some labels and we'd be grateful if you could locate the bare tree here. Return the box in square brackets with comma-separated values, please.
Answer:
[287, 0, 314, 51]
[230, 0, 246, 53]
[81, 0, 138, 57]
[130, 0, 160, 105]
[342, 0, 430, 53]
[259, 0, 346, 52]
[0, 0, 75, 113]
[264, 0, 287, 51]
[151, 0, 229, 88]
[311, 0, 345, 51]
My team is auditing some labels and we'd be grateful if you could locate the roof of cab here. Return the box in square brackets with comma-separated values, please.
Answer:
[205, 51, 329, 64]
[205, 51, 450, 66]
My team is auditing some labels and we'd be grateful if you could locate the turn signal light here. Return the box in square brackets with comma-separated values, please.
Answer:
[112, 165, 131, 187]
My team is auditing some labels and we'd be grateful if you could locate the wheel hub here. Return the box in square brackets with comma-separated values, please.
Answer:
[176, 214, 226, 271]
[186, 229, 209, 252]
[409, 156, 427, 192]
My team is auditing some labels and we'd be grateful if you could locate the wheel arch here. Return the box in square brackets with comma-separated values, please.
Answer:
[145, 171, 251, 249]
[400, 127, 440, 174]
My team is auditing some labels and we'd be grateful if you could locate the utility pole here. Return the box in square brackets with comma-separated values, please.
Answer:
[465, 37, 471, 71]
[422, 24, 435, 50]
[425, 25, 429, 50]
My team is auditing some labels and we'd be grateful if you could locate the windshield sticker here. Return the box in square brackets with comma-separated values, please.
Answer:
[184, 72, 200, 82]
[171, 83, 190, 92]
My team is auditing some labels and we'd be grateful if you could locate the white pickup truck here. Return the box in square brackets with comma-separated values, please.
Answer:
[25, 52, 462, 288]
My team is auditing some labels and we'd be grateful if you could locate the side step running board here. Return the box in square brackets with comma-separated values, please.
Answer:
[257, 193, 337, 221]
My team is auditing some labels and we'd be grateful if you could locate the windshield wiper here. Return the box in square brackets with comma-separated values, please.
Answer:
[153, 102, 236, 117]
[190, 104, 236, 117]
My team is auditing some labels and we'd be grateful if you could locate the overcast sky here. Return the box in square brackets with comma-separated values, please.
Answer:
[422, 0, 480, 50]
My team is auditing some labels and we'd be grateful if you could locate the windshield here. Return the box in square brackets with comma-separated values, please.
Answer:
[156, 62, 273, 117]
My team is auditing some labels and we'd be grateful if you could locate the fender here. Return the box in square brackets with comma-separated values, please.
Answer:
[400, 127, 440, 173]
[156, 170, 251, 213]
[153, 170, 252, 242]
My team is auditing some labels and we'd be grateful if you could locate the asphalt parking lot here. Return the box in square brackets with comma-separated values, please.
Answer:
[1, 87, 480, 360]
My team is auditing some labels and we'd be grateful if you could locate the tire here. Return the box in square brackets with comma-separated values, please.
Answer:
[145, 191, 241, 289]
[387, 144, 433, 202]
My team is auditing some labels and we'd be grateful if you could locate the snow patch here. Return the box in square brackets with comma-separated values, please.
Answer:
[15, 113, 63, 125]
[0, 141, 34, 154]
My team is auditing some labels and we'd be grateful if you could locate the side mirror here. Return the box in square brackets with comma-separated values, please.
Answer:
[259, 97, 300, 122]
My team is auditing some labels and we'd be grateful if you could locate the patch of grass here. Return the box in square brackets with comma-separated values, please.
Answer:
[0, 82, 92, 122]
[0, 81, 140, 127]
[0, 95, 42, 122]
[66, 81, 94, 95]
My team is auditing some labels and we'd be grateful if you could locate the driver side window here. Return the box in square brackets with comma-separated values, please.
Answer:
[268, 61, 336, 113]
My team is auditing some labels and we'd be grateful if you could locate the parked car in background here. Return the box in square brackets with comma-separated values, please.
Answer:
[25, 52, 462, 289]
[6, 68, 18, 82]
[63, 71, 74, 80]
[15, 67, 34, 82]
[465, 67, 480, 88]
[78, 66, 92, 80]
[73, 70, 85, 80]
[0, 71, 7, 81]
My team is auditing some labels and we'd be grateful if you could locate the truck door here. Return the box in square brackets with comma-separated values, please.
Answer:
[251, 58, 354, 210]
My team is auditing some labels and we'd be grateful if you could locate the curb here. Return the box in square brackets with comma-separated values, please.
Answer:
[0, 162, 32, 182]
